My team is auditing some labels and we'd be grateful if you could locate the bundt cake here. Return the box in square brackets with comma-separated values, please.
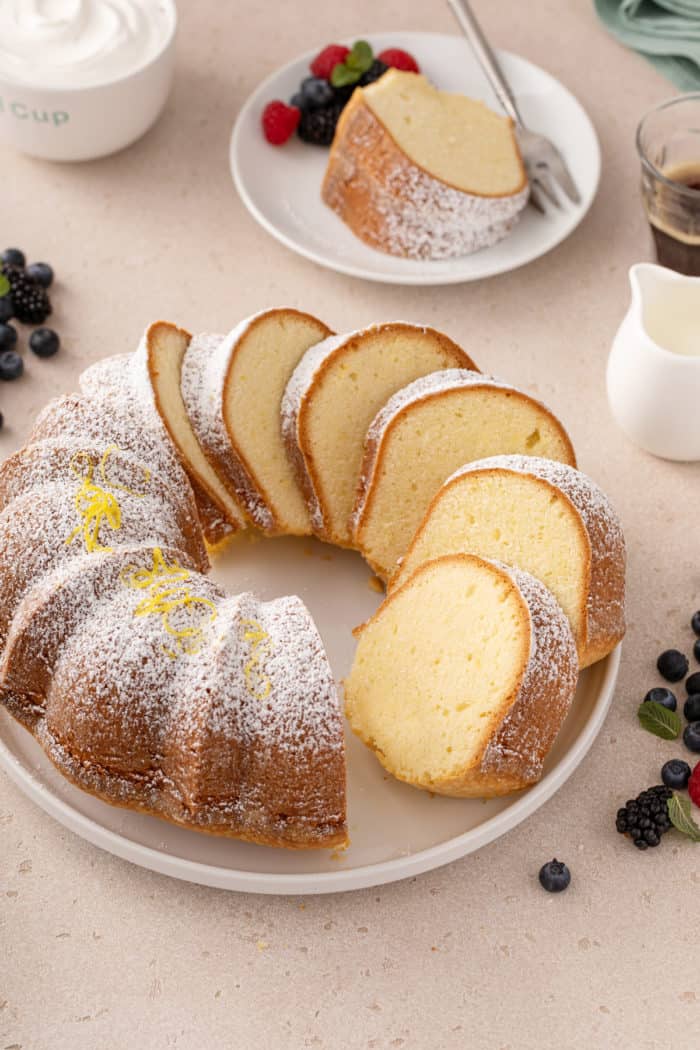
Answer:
[351, 371, 576, 580]
[344, 554, 578, 797]
[180, 309, 332, 536]
[281, 323, 477, 546]
[393, 456, 626, 668]
[322, 70, 529, 260]
[0, 310, 625, 854]
[80, 322, 248, 545]
[0, 394, 348, 848]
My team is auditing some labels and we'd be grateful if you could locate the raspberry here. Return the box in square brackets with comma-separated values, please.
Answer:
[377, 48, 420, 73]
[262, 100, 301, 145]
[310, 44, 350, 81]
[689, 762, 700, 808]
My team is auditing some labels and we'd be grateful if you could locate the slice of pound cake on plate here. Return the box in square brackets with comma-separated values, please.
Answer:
[322, 70, 529, 259]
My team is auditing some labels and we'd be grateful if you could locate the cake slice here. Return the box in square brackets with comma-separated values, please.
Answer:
[344, 554, 578, 798]
[322, 70, 529, 259]
[180, 309, 332, 535]
[281, 323, 477, 545]
[351, 371, 576, 579]
[393, 456, 626, 668]
[130, 322, 249, 540]
[80, 325, 249, 544]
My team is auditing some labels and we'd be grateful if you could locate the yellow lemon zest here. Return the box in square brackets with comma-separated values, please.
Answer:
[65, 445, 149, 554]
[121, 547, 217, 658]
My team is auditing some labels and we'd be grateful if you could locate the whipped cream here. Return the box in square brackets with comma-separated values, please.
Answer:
[0, 0, 175, 88]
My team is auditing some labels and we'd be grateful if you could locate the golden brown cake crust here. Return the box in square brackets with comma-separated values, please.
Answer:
[282, 323, 478, 544]
[322, 88, 528, 260]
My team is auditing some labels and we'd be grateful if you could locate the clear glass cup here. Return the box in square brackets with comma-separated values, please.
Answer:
[637, 94, 700, 275]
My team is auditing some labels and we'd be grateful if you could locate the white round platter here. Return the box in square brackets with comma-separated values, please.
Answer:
[230, 31, 601, 285]
[0, 532, 619, 895]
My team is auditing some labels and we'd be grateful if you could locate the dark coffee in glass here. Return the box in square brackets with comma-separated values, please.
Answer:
[637, 97, 700, 276]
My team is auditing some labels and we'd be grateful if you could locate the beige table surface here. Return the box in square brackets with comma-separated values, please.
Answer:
[2, 1, 700, 1047]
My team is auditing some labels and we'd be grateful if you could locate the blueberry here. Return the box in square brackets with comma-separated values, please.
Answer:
[26, 261, 53, 288]
[1, 247, 25, 268]
[692, 610, 700, 636]
[661, 758, 691, 789]
[686, 671, 700, 695]
[29, 327, 59, 359]
[695, 639, 700, 663]
[289, 91, 307, 111]
[0, 297, 13, 323]
[657, 649, 689, 682]
[0, 411, 3, 430]
[0, 323, 17, 351]
[683, 721, 700, 753]
[538, 858, 571, 893]
[684, 694, 700, 722]
[0, 349, 23, 380]
[644, 686, 677, 711]
[301, 75, 334, 108]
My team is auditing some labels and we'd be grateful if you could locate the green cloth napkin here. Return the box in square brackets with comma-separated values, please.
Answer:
[596, 0, 700, 90]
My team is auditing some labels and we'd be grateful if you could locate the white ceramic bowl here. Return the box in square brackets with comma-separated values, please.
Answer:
[0, 1, 177, 162]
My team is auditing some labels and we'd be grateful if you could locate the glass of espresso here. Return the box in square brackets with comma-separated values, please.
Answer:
[637, 94, 700, 275]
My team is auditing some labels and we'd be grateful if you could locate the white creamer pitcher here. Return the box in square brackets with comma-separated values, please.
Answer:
[607, 263, 700, 460]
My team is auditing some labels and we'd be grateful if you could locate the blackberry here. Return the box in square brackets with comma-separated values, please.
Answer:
[1, 265, 51, 325]
[359, 59, 389, 86]
[298, 101, 344, 145]
[615, 784, 673, 849]
[657, 649, 689, 683]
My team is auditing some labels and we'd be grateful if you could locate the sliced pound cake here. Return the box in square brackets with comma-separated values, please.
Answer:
[352, 371, 575, 579]
[344, 554, 578, 798]
[281, 323, 477, 546]
[322, 70, 529, 259]
[393, 456, 626, 668]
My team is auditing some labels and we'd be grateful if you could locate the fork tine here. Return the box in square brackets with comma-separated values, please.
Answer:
[531, 172, 560, 209]
[528, 180, 546, 213]
[544, 152, 581, 204]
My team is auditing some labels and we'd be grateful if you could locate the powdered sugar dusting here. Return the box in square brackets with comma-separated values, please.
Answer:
[481, 561, 578, 783]
[323, 93, 528, 260]
[180, 324, 276, 531]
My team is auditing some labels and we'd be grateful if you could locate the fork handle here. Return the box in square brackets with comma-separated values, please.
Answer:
[446, 0, 524, 127]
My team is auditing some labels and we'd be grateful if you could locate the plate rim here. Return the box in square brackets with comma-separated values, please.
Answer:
[0, 644, 620, 894]
[230, 31, 602, 286]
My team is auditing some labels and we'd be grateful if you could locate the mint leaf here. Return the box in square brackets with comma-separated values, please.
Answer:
[346, 40, 373, 74]
[637, 700, 681, 740]
[0, 273, 9, 298]
[668, 794, 700, 842]
[330, 63, 362, 88]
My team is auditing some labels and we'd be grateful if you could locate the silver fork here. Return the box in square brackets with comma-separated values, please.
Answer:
[446, 0, 580, 212]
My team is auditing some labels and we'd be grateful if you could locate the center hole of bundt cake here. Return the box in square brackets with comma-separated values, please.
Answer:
[209, 533, 384, 681]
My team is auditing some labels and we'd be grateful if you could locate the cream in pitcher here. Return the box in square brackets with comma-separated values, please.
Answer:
[607, 263, 700, 461]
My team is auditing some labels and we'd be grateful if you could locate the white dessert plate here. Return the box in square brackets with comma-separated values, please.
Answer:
[230, 31, 601, 285]
[0, 533, 618, 895]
